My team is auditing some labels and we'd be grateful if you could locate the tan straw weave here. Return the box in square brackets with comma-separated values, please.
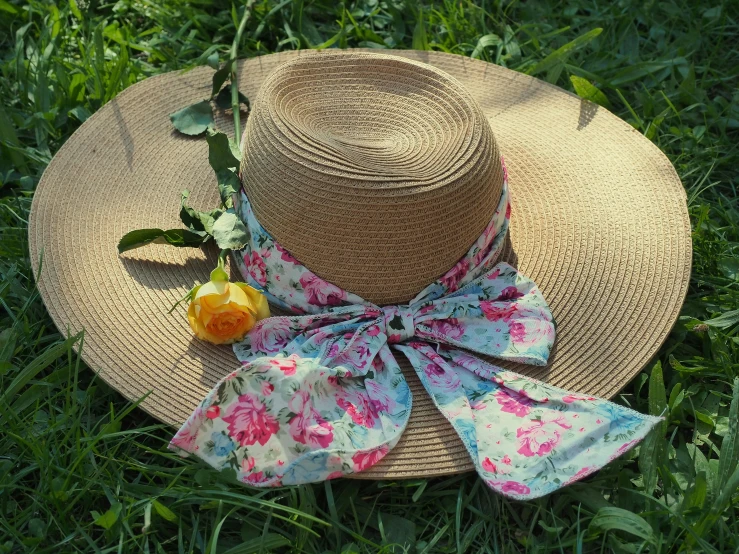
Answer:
[29, 49, 691, 479]
[241, 53, 502, 304]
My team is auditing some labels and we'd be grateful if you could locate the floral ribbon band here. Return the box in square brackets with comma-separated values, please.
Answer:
[170, 161, 660, 499]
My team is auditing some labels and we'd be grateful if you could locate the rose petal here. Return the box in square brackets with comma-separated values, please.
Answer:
[225, 281, 255, 314]
[236, 283, 270, 320]
[195, 280, 228, 302]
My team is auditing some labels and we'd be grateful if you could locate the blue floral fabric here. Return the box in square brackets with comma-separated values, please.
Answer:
[171, 160, 660, 499]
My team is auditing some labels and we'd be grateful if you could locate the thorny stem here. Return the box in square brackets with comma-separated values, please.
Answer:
[230, 0, 257, 149]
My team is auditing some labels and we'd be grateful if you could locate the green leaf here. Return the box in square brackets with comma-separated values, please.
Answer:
[412, 9, 428, 50]
[154, 229, 209, 249]
[117, 228, 208, 253]
[211, 60, 233, 98]
[216, 169, 240, 208]
[718, 258, 739, 281]
[152, 500, 178, 523]
[683, 471, 708, 510]
[717, 378, 739, 488]
[180, 190, 222, 234]
[668, 382, 683, 411]
[68, 0, 82, 19]
[503, 25, 521, 59]
[528, 28, 602, 76]
[714, 465, 739, 513]
[179, 190, 204, 231]
[93, 502, 122, 530]
[639, 361, 667, 494]
[471, 34, 501, 59]
[211, 210, 249, 250]
[702, 309, 739, 330]
[220, 534, 291, 554]
[620, 23, 639, 61]
[0, 104, 28, 172]
[678, 64, 699, 104]
[589, 507, 656, 544]
[312, 25, 346, 50]
[715, 416, 730, 436]
[27, 518, 46, 539]
[0, 0, 18, 14]
[0, 328, 16, 365]
[206, 129, 241, 171]
[170, 101, 213, 136]
[388, 314, 405, 331]
[215, 84, 251, 112]
[68, 105, 91, 122]
[378, 512, 416, 550]
[50, 477, 68, 501]
[0, 334, 80, 416]
[570, 75, 611, 108]
[206, 52, 220, 69]
[117, 228, 166, 252]
[702, 5, 721, 18]
[648, 361, 667, 424]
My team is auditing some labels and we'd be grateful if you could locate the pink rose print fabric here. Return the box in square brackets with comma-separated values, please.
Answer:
[172, 354, 408, 486]
[395, 345, 659, 498]
[172, 160, 660, 499]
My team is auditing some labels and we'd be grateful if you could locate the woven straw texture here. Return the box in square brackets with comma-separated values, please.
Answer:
[29, 50, 691, 479]
[241, 53, 503, 304]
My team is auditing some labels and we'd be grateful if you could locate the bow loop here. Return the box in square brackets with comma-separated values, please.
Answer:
[408, 263, 555, 366]
[237, 262, 556, 372]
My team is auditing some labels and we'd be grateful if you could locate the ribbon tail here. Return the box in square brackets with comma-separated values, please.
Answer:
[395, 343, 661, 500]
[174, 306, 412, 486]
[170, 347, 411, 486]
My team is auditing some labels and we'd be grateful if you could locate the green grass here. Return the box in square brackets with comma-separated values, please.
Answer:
[1, 0, 738, 552]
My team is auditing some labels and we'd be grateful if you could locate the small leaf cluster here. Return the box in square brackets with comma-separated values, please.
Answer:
[118, 61, 250, 255]
[169, 54, 250, 137]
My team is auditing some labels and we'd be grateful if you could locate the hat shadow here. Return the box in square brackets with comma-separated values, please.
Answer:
[120, 251, 218, 291]
[577, 99, 599, 131]
[120, 243, 246, 292]
[184, 337, 241, 390]
[110, 97, 135, 170]
[498, 233, 519, 268]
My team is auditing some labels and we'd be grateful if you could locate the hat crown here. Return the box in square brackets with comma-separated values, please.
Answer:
[240, 52, 503, 305]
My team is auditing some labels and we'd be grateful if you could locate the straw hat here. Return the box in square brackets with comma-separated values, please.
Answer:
[28, 49, 691, 479]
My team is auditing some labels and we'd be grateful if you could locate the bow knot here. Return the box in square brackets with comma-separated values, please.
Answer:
[238, 262, 557, 372]
[382, 305, 415, 344]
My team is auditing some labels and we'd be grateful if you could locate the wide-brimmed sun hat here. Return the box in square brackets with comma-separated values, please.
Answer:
[29, 49, 691, 487]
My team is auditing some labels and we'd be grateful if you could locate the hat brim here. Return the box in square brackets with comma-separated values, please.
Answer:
[29, 49, 691, 479]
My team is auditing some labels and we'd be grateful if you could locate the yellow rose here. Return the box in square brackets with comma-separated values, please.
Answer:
[187, 265, 270, 344]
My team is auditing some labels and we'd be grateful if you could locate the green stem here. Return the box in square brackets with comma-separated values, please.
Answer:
[230, 0, 257, 149]
[218, 248, 230, 267]
[211, 249, 231, 282]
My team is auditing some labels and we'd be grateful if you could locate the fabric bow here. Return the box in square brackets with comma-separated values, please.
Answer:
[171, 165, 660, 499]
